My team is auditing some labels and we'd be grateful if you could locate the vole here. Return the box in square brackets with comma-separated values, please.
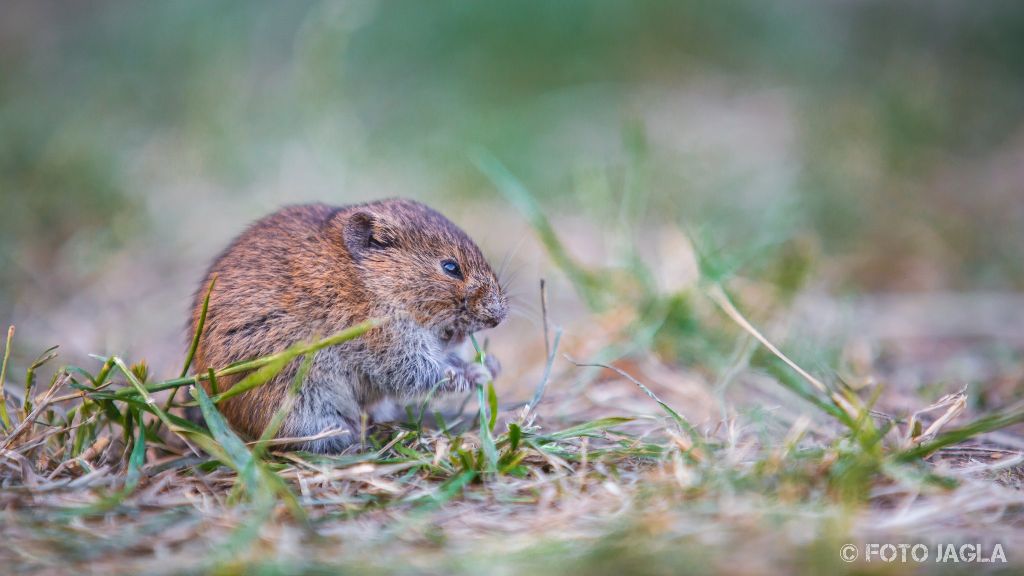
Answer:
[189, 199, 508, 452]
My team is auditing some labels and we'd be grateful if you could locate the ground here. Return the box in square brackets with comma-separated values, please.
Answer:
[2, 213, 1023, 575]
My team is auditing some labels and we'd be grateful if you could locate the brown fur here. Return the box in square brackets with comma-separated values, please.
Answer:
[189, 199, 508, 452]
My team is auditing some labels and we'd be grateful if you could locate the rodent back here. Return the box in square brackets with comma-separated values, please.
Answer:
[192, 204, 360, 368]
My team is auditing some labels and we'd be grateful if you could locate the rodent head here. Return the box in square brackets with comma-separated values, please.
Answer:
[336, 199, 508, 346]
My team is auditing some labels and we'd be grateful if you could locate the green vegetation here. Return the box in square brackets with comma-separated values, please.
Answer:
[3, 172, 1024, 573]
[3, 2, 1024, 574]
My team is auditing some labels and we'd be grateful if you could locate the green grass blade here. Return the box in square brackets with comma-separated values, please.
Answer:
[102, 320, 377, 404]
[565, 356, 699, 441]
[23, 345, 59, 415]
[487, 382, 498, 432]
[527, 328, 562, 415]
[477, 383, 499, 474]
[180, 275, 215, 379]
[412, 469, 477, 510]
[191, 384, 258, 491]
[208, 368, 219, 396]
[0, 325, 13, 430]
[206, 350, 293, 405]
[201, 320, 378, 405]
[113, 357, 201, 456]
[251, 353, 314, 458]
[161, 275, 217, 416]
[469, 335, 499, 472]
[93, 357, 115, 388]
[507, 422, 522, 453]
[897, 404, 1024, 461]
[541, 417, 634, 441]
[124, 415, 146, 492]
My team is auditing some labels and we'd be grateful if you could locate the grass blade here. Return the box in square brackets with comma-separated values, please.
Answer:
[0, 325, 13, 430]
[251, 353, 314, 458]
[23, 345, 59, 416]
[477, 383, 499, 474]
[565, 356, 698, 441]
[705, 283, 858, 424]
[180, 275, 215, 379]
[527, 328, 562, 416]
[113, 357, 201, 456]
[162, 275, 217, 415]
[487, 382, 498, 432]
[897, 403, 1024, 461]
[541, 417, 634, 441]
[192, 384, 257, 491]
[469, 335, 499, 473]
[200, 320, 378, 405]
[124, 414, 146, 492]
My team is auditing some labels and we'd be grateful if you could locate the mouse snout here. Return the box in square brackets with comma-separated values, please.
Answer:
[480, 305, 506, 328]
[471, 283, 508, 329]
[479, 302, 507, 329]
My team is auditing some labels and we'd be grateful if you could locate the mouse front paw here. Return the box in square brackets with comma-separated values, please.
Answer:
[483, 353, 501, 380]
[442, 357, 494, 391]
[464, 361, 494, 387]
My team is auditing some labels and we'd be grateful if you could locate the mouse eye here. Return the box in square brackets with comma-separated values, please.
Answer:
[441, 259, 463, 279]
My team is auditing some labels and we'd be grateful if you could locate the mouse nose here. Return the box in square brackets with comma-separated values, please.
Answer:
[481, 313, 502, 329]
[475, 291, 508, 329]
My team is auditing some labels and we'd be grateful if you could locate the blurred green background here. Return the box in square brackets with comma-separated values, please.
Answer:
[3, 0, 1024, 369]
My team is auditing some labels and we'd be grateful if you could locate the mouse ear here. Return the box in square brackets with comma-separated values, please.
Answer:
[343, 211, 377, 261]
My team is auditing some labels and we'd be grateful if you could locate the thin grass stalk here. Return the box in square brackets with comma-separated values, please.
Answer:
[105, 319, 378, 403]
[113, 357, 201, 457]
[23, 345, 58, 416]
[251, 353, 315, 458]
[0, 372, 69, 450]
[164, 275, 215, 413]
[0, 325, 13, 430]
[565, 356, 701, 445]
[705, 283, 858, 422]
[470, 335, 499, 473]
[527, 329, 562, 417]
[898, 403, 1024, 461]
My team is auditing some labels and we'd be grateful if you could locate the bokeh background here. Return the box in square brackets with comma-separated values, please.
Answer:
[3, 0, 1024, 388]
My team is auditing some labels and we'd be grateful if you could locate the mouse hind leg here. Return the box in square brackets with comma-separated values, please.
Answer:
[273, 356, 363, 453]
[277, 381, 361, 453]
[369, 398, 409, 424]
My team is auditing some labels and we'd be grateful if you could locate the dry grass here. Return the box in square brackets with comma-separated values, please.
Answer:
[3, 174, 1024, 575]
